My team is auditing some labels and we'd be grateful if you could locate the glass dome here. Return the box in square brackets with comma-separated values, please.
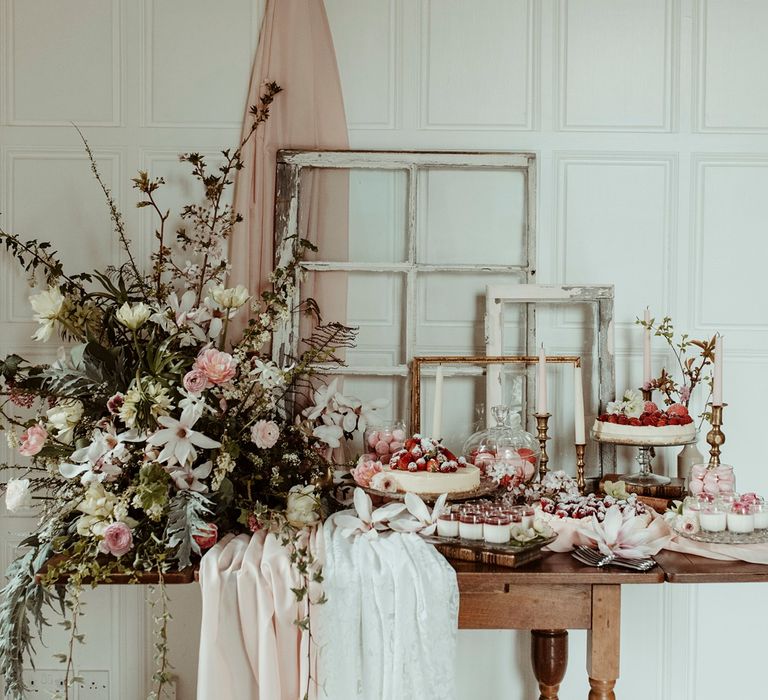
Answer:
[462, 405, 540, 482]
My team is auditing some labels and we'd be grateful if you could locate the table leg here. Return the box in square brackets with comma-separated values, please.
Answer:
[531, 629, 568, 700]
[586, 584, 620, 700]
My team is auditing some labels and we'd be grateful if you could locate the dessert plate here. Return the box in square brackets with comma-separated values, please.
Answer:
[673, 526, 768, 545]
[363, 478, 500, 504]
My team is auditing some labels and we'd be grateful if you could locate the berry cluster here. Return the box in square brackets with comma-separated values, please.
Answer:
[540, 493, 646, 522]
[389, 435, 462, 473]
[598, 401, 693, 427]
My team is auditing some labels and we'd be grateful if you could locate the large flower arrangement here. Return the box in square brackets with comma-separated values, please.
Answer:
[0, 83, 376, 699]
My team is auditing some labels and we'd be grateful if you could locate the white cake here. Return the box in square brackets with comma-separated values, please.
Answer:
[591, 420, 696, 446]
[385, 464, 481, 495]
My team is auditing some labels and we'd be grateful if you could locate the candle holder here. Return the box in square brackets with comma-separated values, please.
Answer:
[707, 404, 726, 468]
[534, 413, 551, 480]
[641, 388, 652, 402]
[575, 444, 586, 494]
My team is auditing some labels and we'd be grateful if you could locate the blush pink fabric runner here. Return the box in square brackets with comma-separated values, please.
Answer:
[228, 0, 349, 343]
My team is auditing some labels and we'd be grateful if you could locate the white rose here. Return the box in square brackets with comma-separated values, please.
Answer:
[29, 286, 66, 342]
[115, 301, 151, 330]
[210, 285, 250, 310]
[46, 399, 84, 442]
[286, 484, 320, 528]
[5, 478, 33, 512]
[76, 481, 116, 519]
[624, 399, 644, 419]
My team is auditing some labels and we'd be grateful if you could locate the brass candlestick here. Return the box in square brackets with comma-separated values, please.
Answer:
[707, 404, 726, 468]
[534, 413, 551, 480]
[575, 444, 586, 494]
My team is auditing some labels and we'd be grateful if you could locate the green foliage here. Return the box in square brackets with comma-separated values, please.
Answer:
[165, 491, 213, 568]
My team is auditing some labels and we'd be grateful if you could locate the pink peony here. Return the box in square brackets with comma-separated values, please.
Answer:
[193, 348, 237, 386]
[106, 393, 124, 415]
[351, 456, 383, 487]
[183, 369, 209, 394]
[251, 420, 280, 449]
[19, 424, 47, 457]
[193, 523, 218, 550]
[99, 522, 133, 557]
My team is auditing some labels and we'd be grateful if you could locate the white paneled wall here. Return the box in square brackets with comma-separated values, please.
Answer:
[2, 1, 768, 698]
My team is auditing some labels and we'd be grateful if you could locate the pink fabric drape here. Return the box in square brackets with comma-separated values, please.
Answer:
[229, 0, 349, 342]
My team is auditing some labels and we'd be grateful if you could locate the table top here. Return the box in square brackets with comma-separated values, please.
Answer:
[654, 549, 768, 583]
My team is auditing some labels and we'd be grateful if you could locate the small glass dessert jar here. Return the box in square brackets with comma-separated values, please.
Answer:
[364, 420, 407, 465]
[520, 506, 535, 529]
[502, 506, 525, 525]
[458, 513, 484, 540]
[754, 502, 768, 530]
[483, 515, 511, 544]
[437, 512, 460, 538]
[681, 496, 701, 521]
[727, 502, 755, 534]
[699, 503, 727, 532]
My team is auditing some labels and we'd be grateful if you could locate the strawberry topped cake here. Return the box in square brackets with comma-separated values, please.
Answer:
[592, 390, 696, 445]
[384, 434, 481, 495]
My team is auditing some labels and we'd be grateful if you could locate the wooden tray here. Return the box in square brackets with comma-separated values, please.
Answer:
[421, 534, 556, 569]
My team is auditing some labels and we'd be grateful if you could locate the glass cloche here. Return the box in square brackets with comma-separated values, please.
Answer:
[462, 405, 540, 483]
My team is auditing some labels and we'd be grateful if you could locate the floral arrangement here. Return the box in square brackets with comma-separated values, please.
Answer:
[0, 83, 382, 699]
[636, 315, 716, 410]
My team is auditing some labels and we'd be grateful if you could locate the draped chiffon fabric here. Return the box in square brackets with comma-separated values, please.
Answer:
[228, 0, 349, 343]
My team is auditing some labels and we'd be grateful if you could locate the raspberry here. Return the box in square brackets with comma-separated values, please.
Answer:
[644, 401, 659, 414]
[607, 414, 618, 423]
[629, 417, 641, 426]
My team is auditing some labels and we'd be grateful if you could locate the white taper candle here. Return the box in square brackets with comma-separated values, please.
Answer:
[713, 335, 723, 406]
[574, 365, 586, 444]
[432, 364, 444, 437]
[536, 344, 547, 415]
[643, 307, 652, 386]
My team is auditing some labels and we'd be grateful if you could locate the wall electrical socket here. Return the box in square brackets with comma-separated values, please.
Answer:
[25, 668, 65, 696]
[76, 670, 110, 700]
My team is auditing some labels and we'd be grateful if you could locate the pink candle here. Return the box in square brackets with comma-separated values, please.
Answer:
[713, 335, 723, 406]
[643, 307, 652, 386]
[536, 344, 547, 415]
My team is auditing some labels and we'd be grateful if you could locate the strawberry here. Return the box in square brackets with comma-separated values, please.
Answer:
[667, 403, 689, 417]
[518, 447, 537, 463]
[442, 447, 458, 462]
[644, 401, 659, 414]
[425, 458, 439, 472]
[397, 452, 415, 470]
[404, 437, 419, 451]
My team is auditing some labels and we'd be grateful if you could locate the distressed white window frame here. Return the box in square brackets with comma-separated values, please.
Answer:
[272, 149, 537, 420]
[485, 283, 616, 475]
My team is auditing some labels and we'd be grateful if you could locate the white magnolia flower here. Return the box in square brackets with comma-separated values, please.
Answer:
[168, 460, 213, 492]
[147, 405, 221, 466]
[578, 504, 666, 559]
[60, 427, 143, 483]
[333, 393, 389, 433]
[303, 379, 340, 421]
[335, 487, 407, 538]
[46, 399, 84, 442]
[388, 492, 448, 536]
[312, 421, 343, 448]
[115, 301, 151, 330]
[510, 525, 538, 543]
[5, 478, 33, 512]
[209, 284, 250, 310]
[29, 286, 66, 341]
[250, 359, 286, 390]
[286, 484, 322, 528]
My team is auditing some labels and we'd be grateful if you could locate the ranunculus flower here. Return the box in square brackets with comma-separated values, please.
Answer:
[351, 456, 382, 487]
[193, 523, 218, 550]
[99, 522, 133, 557]
[115, 301, 151, 330]
[209, 284, 250, 310]
[183, 369, 209, 394]
[46, 399, 84, 442]
[250, 420, 280, 449]
[5, 478, 33, 512]
[193, 348, 237, 386]
[286, 484, 320, 528]
[29, 286, 67, 341]
[18, 424, 47, 457]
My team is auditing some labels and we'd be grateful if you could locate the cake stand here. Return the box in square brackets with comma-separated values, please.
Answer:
[590, 430, 697, 487]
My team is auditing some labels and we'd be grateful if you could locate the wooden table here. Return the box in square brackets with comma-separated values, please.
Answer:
[454, 553, 664, 700]
[456, 550, 768, 700]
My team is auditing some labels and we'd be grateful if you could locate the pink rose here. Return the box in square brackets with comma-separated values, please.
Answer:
[99, 522, 133, 557]
[19, 424, 47, 457]
[183, 369, 209, 394]
[251, 420, 280, 449]
[193, 523, 218, 550]
[351, 456, 383, 487]
[193, 348, 237, 386]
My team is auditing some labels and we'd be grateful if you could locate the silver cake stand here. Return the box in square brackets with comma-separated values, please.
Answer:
[591, 430, 697, 486]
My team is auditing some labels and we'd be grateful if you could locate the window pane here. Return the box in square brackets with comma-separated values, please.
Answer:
[415, 271, 525, 354]
[300, 168, 408, 263]
[300, 271, 405, 367]
[417, 168, 527, 265]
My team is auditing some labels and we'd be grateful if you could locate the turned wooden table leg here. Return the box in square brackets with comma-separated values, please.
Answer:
[531, 629, 568, 700]
[587, 585, 620, 700]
